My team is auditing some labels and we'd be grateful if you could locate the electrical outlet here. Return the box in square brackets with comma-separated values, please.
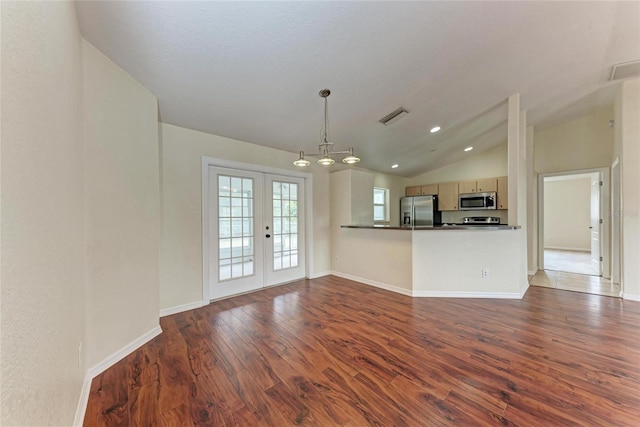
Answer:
[481, 268, 490, 279]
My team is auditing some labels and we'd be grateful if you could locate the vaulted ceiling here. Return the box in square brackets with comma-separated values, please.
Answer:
[76, 1, 640, 177]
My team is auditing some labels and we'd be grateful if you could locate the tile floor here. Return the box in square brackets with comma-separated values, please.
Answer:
[544, 248, 598, 276]
[529, 270, 621, 298]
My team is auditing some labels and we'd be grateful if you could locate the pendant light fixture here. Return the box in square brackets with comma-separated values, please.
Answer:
[293, 89, 360, 167]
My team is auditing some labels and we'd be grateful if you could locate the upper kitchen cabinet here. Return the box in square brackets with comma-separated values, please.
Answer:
[459, 180, 477, 194]
[405, 186, 422, 196]
[405, 184, 438, 196]
[497, 176, 508, 209]
[459, 178, 497, 194]
[477, 178, 498, 193]
[438, 182, 459, 211]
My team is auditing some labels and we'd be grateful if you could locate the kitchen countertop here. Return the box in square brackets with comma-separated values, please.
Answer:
[340, 224, 521, 230]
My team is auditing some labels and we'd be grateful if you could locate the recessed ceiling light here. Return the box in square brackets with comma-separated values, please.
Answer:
[391, 164, 399, 169]
[464, 146, 474, 152]
[430, 126, 441, 133]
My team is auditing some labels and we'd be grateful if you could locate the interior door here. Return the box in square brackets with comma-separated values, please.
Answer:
[209, 167, 264, 300]
[590, 176, 601, 275]
[264, 175, 306, 287]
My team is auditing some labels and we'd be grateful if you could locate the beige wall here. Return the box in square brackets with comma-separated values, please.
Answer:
[543, 178, 591, 250]
[409, 143, 508, 185]
[82, 41, 161, 368]
[534, 106, 614, 174]
[159, 123, 331, 310]
[615, 79, 640, 299]
[1, 2, 86, 425]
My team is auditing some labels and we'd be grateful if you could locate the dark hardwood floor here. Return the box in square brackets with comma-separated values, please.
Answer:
[84, 275, 640, 426]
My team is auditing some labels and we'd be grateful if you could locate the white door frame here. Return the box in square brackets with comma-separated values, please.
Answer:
[201, 157, 313, 304]
[537, 167, 610, 278]
[611, 157, 622, 295]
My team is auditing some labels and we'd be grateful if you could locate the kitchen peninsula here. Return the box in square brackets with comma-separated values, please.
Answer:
[330, 169, 528, 300]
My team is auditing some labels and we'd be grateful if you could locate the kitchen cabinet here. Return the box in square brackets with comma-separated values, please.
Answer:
[459, 178, 497, 194]
[405, 184, 438, 196]
[438, 182, 459, 211]
[459, 180, 477, 194]
[477, 178, 497, 193]
[405, 186, 422, 196]
[497, 176, 508, 209]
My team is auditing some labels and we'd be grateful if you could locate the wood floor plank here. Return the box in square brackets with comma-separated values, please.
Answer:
[85, 276, 640, 426]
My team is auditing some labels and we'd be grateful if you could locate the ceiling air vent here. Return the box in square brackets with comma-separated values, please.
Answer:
[610, 60, 640, 81]
[379, 107, 409, 126]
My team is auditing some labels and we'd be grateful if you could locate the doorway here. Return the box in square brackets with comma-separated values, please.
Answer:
[542, 173, 600, 276]
[536, 168, 617, 297]
[202, 159, 311, 302]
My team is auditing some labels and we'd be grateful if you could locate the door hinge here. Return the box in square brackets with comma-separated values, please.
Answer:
[600, 181, 603, 186]
[600, 256, 603, 262]
[599, 218, 603, 224]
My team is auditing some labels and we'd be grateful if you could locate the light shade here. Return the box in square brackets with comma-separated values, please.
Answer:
[293, 151, 311, 167]
[318, 156, 335, 166]
[342, 147, 360, 164]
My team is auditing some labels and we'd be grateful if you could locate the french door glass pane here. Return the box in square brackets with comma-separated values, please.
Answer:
[272, 181, 299, 271]
[218, 174, 254, 281]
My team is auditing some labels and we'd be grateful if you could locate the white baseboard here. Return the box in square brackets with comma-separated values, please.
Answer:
[330, 271, 413, 297]
[73, 373, 93, 427]
[528, 267, 539, 276]
[73, 325, 163, 426]
[309, 270, 331, 279]
[519, 281, 530, 298]
[412, 290, 525, 299]
[544, 246, 590, 252]
[160, 300, 205, 317]
[623, 293, 640, 302]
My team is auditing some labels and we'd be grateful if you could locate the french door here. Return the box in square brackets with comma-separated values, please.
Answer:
[208, 166, 305, 300]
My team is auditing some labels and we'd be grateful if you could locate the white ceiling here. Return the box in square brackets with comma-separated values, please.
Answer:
[75, 1, 640, 177]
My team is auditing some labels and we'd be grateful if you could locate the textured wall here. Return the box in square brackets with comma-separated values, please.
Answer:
[544, 178, 592, 250]
[1, 2, 86, 425]
[82, 41, 160, 368]
[408, 144, 508, 185]
[534, 106, 614, 174]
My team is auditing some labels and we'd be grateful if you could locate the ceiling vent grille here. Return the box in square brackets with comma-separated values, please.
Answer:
[379, 107, 409, 125]
[610, 60, 640, 81]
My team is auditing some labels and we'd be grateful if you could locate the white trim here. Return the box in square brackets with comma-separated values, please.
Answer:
[519, 281, 530, 298]
[623, 293, 640, 302]
[528, 267, 538, 276]
[413, 284, 528, 299]
[73, 375, 93, 427]
[544, 246, 591, 252]
[160, 301, 205, 317]
[330, 271, 413, 297]
[309, 270, 331, 279]
[201, 157, 314, 305]
[86, 325, 162, 379]
[73, 325, 162, 426]
[412, 291, 522, 299]
[331, 272, 529, 300]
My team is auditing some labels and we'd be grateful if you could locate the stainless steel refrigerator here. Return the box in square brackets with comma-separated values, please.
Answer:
[400, 196, 441, 227]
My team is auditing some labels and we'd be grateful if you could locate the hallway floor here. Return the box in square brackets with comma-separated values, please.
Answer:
[530, 270, 620, 298]
[544, 249, 598, 276]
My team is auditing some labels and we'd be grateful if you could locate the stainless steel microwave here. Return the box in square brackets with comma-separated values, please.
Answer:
[459, 192, 496, 210]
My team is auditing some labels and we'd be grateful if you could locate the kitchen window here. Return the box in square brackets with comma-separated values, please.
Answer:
[373, 187, 389, 223]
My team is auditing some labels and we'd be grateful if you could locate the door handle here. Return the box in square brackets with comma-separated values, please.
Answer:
[589, 226, 593, 229]
[265, 234, 271, 238]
